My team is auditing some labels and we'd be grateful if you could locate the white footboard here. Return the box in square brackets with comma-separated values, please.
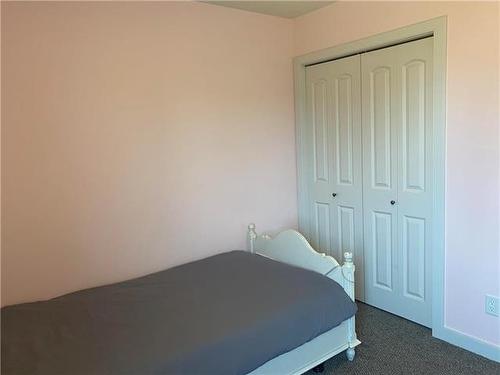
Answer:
[247, 223, 359, 374]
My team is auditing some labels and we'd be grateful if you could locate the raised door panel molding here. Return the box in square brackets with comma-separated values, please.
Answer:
[335, 74, 354, 186]
[402, 60, 426, 193]
[313, 202, 331, 254]
[337, 205, 355, 258]
[403, 215, 426, 301]
[312, 80, 329, 183]
[370, 67, 392, 190]
[372, 211, 393, 291]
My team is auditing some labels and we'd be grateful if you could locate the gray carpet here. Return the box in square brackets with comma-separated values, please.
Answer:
[307, 302, 500, 375]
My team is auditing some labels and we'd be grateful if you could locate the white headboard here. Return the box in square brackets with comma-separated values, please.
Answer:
[247, 223, 355, 302]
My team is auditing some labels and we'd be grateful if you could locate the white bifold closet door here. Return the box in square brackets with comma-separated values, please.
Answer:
[305, 55, 365, 300]
[304, 37, 433, 327]
[362, 37, 433, 327]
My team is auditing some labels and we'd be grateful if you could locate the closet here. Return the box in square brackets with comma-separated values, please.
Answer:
[303, 37, 433, 327]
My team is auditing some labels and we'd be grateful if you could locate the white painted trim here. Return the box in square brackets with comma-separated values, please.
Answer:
[294, 15, 453, 355]
[434, 325, 500, 362]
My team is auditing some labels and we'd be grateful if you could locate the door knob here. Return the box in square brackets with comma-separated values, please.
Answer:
[332, 193, 337, 198]
[390, 200, 396, 205]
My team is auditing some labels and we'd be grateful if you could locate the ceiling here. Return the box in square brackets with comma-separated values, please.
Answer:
[203, 1, 335, 19]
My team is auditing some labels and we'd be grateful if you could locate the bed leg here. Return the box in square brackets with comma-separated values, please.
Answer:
[346, 347, 355, 362]
[312, 362, 324, 373]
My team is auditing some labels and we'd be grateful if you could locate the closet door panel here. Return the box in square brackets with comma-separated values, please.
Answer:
[330, 57, 364, 300]
[305, 56, 364, 300]
[362, 37, 433, 327]
[362, 46, 399, 311]
[306, 68, 333, 255]
[396, 38, 433, 326]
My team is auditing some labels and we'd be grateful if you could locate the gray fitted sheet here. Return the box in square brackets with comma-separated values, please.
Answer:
[2, 250, 357, 375]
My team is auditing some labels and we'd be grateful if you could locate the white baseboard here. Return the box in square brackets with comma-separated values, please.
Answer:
[433, 326, 500, 363]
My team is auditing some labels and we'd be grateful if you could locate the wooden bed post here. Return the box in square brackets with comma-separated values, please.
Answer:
[247, 223, 257, 253]
[343, 252, 356, 361]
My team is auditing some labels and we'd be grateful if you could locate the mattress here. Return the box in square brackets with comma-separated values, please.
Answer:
[2, 250, 357, 375]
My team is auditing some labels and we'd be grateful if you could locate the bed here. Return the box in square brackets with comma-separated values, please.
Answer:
[1, 224, 360, 375]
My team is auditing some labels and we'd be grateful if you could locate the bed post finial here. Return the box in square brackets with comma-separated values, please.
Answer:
[344, 252, 353, 265]
[247, 223, 257, 253]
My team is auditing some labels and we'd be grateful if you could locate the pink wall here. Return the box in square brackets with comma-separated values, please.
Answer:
[2, 0, 499, 351]
[294, 1, 500, 346]
[1, 2, 296, 305]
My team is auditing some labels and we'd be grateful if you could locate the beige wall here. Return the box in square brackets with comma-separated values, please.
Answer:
[294, 1, 500, 346]
[1, 2, 296, 305]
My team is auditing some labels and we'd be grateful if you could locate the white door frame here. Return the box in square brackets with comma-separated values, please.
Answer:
[294, 17, 446, 337]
